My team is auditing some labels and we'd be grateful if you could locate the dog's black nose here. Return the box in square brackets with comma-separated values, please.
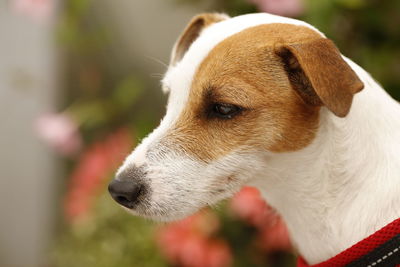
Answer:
[108, 166, 148, 208]
[108, 166, 147, 208]
[108, 179, 144, 209]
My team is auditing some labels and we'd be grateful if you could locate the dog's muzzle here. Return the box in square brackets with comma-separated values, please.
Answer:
[108, 166, 147, 209]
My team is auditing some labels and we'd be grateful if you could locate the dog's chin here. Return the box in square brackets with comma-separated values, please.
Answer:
[122, 202, 204, 222]
[131, 211, 192, 222]
[118, 187, 240, 222]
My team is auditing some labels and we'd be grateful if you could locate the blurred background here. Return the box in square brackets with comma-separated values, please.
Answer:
[1, 0, 399, 266]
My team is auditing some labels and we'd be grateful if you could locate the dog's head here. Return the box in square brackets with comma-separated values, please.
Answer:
[108, 13, 364, 221]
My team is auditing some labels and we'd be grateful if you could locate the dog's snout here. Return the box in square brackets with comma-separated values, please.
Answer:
[108, 167, 147, 209]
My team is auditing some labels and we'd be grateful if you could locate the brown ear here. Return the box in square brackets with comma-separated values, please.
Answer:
[276, 38, 364, 117]
[170, 13, 229, 65]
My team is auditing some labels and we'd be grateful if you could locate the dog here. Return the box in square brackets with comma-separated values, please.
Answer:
[108, 13, 400, 266]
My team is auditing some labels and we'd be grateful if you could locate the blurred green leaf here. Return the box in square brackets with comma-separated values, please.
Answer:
[335, 0, 365, 9]
[112, 76, 144, 112]
[53, 191, 167, 267]
[69, 0, 93, 16]
[68, 99, 110, 129]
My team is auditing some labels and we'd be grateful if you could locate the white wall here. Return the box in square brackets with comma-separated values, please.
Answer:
[0, 1, 59, 267]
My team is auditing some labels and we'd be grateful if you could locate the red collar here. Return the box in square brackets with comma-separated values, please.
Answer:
[297, 218, 400, 267]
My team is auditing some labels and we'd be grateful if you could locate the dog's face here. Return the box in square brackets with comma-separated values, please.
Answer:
[108, 13, 363, 221]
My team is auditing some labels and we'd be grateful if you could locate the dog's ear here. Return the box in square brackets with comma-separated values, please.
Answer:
[170, 13, 229, 65]
[275, 38, 364, 117]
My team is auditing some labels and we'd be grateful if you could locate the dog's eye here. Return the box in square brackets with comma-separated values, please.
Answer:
[211, 103, 242, 119]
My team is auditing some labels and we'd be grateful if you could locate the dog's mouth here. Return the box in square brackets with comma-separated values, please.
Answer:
[124, 198, 203, 222]
[112, 179, 240, 222]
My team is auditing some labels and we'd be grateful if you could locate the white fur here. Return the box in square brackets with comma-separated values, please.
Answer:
[250, 59, 400, 263]
[117, 13, 400, 265]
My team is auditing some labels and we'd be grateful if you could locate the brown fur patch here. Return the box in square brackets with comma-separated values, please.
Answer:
[165, 23, 359, 161]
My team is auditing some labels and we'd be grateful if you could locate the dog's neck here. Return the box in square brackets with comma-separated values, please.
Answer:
[250, 60, 400, 265]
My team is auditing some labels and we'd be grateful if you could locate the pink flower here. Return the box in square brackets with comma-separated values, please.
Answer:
[35, 112, 82, 157]
[257, 217, 292, 252]
[64, 128, 133, 223]
[230, 186, 273, 228]
[180, 234, 209, 267]
[204, 240, 232, 267]
[12, 0, 54, 22]
[249, 0, 304, 17]
[157, 212, 232, 267]
[230, 187, 292, 252]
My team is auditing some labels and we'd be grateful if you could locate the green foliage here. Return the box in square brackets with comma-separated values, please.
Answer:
[67, 75, 145, 139]
[217, 210, 295, 267]
[175, 0, 257, 15]
[53, 191, 167, 267]
[112, 77, 144, 112]
[57, 0, 109, 53]
[304, 0, 400, 100]
[213, 0, 258, 15]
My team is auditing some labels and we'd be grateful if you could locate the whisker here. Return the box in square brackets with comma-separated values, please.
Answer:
[144, 55, 169, 68]
[150, 73, 164, 79]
